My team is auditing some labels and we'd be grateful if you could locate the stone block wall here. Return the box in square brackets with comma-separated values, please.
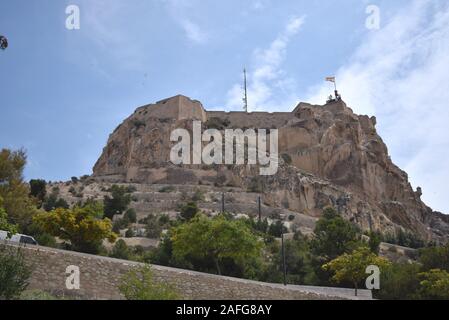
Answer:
[1, 242, 371, 300]
[207, 111, 292, 129]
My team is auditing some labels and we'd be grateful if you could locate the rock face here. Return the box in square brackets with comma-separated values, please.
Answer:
[93, 95, 449, 243]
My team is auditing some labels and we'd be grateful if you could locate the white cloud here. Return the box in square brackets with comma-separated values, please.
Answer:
[163, 0, 209, 45]
[226, 16, 305, 111]
[306, 0, 449, 213]
[72, 0, 145, 72]
[252, 0, 269, 11]
[180, 19, 208, 44]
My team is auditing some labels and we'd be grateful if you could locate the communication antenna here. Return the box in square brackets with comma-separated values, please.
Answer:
[243, 68, 248, 113]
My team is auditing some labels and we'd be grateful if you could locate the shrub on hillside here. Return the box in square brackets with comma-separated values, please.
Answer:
[179, 201, 200, 221]
[281, 153, 292, 165]
[124, 208, 137, 224]
[191, 189, 205, 202]
[419, 244, 449, 272]
[158, 214, 170, 226]
[145, 214, 163, 239]
[43, 194, 69, 212]
[0, 246, 32, 300]
[111, 240, 131, 260]
[418, 269, 449, 300]
[119, 265, 179, 300]
[376, 262, 422, 300]
[159, 186, 175, 193]
[205, 117, 230, 130]
[383, 229, 425, 249]
[113, 218, 130, 233]
[125, 228, 135, 238]
[247, 177, 264, 193]
[104, 185, 132, 219]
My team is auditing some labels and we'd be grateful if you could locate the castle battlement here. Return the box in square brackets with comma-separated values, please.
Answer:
[134, 94, 349, 129]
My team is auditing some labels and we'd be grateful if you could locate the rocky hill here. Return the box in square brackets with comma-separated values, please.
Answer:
[90, 95, 449, 243]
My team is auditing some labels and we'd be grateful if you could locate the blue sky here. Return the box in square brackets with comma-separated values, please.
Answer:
[1, 0, 449, 213]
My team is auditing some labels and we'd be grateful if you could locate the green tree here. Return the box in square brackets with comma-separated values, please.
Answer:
[43, 194, 69, 212]
[0, 208, 18, 235]
[0, 197, 18, 235]
[311, 207, 359, 260]
[33, 206, 117, 254]
[367, 231, 382, 254]
[419, 245, 449, 272]
[265, 234, 317, 285]
[246, 217, 269, 235]
[397, 229, 425, 249]
[104, 185, 131, 219]
[267, 220, 288, 238]
[149, 233, 175, 266]
[0, 245, 32, 300]
[418, 269, 449, 300]
[29, 179, 47, 204]
[385, 229, 425, 249]
[323, 246, 391, 296]
[119, 265, 179, 300]
[376, 262, 422, 300]
[0, 149, 38, 230]
[82, 199, 104, 219]
[171, 214, 263, 276]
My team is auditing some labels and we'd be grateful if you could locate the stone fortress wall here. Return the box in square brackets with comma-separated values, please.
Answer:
[135, 94, 294, 128]
[136, 95, 207, 121]
[207, 111, 292, 129]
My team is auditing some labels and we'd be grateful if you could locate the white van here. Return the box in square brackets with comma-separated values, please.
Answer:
[0, 230, 38, 245]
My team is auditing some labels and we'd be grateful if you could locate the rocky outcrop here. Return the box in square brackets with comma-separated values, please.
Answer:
[93, 95, 449, 243]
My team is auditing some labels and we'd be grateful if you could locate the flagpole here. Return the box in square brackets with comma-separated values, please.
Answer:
[333, 78, 338, 100]
[325, 76, 339, 101]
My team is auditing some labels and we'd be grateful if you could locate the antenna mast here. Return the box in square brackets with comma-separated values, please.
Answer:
[243, 68, 248, 113]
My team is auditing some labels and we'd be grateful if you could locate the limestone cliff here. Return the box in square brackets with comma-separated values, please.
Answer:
[93, 95, 449, 243]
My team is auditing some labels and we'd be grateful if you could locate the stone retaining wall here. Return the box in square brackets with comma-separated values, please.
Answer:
[1, 242, 371, 300]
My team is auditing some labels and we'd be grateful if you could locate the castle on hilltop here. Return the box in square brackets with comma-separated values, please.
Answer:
[92, 93, 449, 243]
